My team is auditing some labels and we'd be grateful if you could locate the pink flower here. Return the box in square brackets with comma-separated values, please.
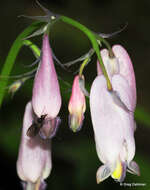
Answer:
[32, 34, 61, 138]
[17, 102, 52, 188]
[68, 75, 86, 132]
[90, 45, 139, 183]
[32, 34, 61, 119]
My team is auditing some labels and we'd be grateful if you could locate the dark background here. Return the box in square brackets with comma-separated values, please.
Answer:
[0, 0, 150, 189]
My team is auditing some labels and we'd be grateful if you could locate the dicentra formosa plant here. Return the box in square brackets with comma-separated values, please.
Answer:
[0, 1, 140, 190]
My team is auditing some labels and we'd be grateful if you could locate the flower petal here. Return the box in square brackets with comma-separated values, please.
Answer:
[17, 102, 52, 183]
[128, 161, 140, 176]
[90, 75, 135, 164]
[112, 45, 136, 109]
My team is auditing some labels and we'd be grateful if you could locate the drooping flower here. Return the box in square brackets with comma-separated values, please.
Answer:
[32, 33, 61, 138]
[90, 45, 139, 183]
[68, 75, 86, 132]
[17, 102, 52, 189]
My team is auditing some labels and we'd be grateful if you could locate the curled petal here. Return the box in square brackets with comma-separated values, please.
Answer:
[39, 117, 61, 139]
[96, 164, 112, 183]
[127, 161, 140, 176]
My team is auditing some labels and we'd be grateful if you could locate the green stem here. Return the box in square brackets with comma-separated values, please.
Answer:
[79, 58, 89, 77]
[95, 34, 114, 58]
[23, 40, 41, 58]
[0, 22, 42, 106]
[60, 16, 112, 90]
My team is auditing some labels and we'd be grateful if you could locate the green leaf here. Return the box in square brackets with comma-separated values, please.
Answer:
[0, 21, 43, 107]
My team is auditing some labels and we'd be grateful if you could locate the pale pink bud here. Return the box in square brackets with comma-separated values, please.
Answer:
[97, 45, 136, 110]
[68, 75, 86, 132]
[91, 45, 139, 183]
[32, 34, 61, 119]
[17, 102, 52, 186]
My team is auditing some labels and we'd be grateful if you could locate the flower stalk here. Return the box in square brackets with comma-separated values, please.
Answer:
[60, 16, 113, 90]
[79, 58, 89, 77]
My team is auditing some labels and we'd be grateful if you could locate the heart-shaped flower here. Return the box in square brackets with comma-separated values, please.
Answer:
[90, 45, 139, 183]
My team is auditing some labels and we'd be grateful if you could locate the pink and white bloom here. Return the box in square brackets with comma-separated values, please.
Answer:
[68, 75, 86, 132]
[32, 34, 61, 138]
[90, 45, 139, 183]
[17, 102, 52, 189]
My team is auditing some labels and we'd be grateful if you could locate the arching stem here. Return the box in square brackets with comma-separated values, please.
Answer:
[60, 16, 113, 90]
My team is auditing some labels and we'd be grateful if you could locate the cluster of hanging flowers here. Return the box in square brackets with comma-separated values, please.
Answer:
[17, 33, 61, 190]
[3, 1, 140, 190]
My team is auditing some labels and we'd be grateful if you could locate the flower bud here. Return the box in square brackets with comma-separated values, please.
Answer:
[68, 75, 86, 132]
[31, 34, 61, 139]
[8, 76, 31, 97]
[32, 34, 61, 119]
[17, 102, 52, 187]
